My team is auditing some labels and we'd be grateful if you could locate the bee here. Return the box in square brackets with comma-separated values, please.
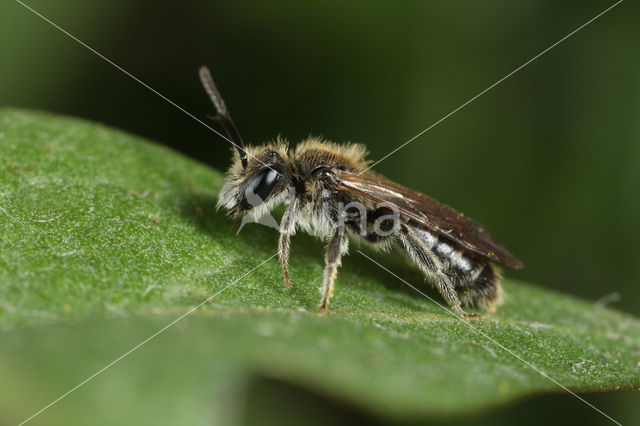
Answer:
[200, 66, 522, 318]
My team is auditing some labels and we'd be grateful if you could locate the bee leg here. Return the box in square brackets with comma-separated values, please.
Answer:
[278, 231, 293, 287]
[319, 226, 347, 312]
[433, 273, 481, 320]
[398, 224, 479, 320]
[455, 306, 482, 321]
[278, 197, 298, 287]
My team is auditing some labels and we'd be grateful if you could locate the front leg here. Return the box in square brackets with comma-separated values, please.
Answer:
[278, 196, 298, 287]
[319, 225, 348, 312]
[278, 231, 293, 287]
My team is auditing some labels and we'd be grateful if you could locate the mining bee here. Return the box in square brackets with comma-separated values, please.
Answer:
[200, 66, 522, 318]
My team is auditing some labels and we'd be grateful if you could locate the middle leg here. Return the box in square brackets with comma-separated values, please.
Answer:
[319, 225, 347, 312]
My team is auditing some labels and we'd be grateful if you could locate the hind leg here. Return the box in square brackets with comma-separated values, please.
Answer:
[398, 225, 479, 319]
[432, 272, 481, 319]
[426, 276, 482, 319]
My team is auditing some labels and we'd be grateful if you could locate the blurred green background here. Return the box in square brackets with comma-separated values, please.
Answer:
[1, 0, 638, 424]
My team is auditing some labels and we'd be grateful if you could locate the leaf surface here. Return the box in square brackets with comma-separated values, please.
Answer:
[1, 109, 638, 425]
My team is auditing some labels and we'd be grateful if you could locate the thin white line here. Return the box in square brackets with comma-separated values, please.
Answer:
[14, 0, 280, 175]
[13, 1, 623, 424]
[361, 0, 623, 174]
[17, 252, 278, 426]
[357, 250, 622, 426]
[0, 206, 19, 222]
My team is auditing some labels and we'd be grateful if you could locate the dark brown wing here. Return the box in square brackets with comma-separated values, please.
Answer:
[333, 170, 523, 269]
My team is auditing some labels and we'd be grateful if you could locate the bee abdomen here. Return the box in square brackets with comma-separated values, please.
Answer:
[432, 238, 475, 275]
[400, 224, 503, 311]
[461, 262, 503, 311]
[408, 227, 476, 276]
[431, 237, 503, 310]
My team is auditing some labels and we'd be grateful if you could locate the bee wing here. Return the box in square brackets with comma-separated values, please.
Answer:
[333, 170, 523, 269]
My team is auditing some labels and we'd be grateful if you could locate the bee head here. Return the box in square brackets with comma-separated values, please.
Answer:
[217, 145, 291, 217]
[199, 66, 292, 217]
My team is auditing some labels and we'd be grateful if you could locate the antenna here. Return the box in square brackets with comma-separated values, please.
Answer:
[199, 66, 248, 168]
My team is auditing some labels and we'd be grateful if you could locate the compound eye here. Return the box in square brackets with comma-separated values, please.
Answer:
[245, 168, 279, 206]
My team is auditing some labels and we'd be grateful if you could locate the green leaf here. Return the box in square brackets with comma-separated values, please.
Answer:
[1, 108, 638, 425]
